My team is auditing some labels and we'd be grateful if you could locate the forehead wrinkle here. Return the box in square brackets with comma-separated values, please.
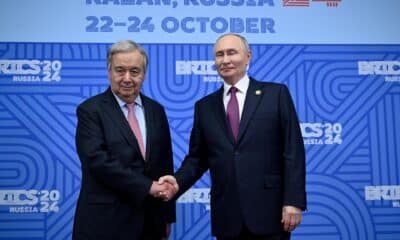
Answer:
[216, 47, 236, 54]
[215, 39, 246, 54]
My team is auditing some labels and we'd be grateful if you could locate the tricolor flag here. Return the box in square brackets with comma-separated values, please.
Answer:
[282, 0, 310, 6]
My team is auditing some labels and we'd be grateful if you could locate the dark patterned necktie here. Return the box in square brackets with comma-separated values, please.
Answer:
[226, 87, 239, 140]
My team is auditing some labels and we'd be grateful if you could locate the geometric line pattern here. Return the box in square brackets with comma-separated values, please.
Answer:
[0, 43, 399, 239]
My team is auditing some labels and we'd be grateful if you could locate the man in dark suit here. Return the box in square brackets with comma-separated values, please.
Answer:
[72, 40, 176, 240]
[159, 33, 306, 240]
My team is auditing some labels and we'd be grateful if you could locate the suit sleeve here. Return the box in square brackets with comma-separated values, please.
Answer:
[75, 104, 152, 208]
[160, 107, 176, 223]
[279, 85, 307, 210]
[175, 102, 209, 196]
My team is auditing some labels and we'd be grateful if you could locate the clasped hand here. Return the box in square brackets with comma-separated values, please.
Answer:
[149, 175, 179, 201]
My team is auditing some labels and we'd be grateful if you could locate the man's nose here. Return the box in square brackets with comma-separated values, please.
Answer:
[122, 70, 131, 80]
[222, 54, 230, 63]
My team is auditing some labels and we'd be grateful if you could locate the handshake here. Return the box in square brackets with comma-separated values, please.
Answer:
[149, 175, 179, 201]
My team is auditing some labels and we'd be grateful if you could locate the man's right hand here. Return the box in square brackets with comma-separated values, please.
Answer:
[149, 181, 174, 200]
[157, 175, 179, 201]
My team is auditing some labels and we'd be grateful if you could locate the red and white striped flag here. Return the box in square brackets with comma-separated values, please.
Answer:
[282, 0, 310, 6]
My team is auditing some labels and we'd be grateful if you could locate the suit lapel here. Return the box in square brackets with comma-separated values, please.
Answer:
[102, 88, 145, 161]
[237, 79, 264, 143]
[211, 86, 236, 144]
[141, 94, 152, 162]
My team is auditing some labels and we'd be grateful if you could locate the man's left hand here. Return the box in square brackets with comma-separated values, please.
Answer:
[281, 205, 302, 232]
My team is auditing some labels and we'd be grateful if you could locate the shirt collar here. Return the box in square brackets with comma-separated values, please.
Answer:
[223, 75, 250, 96]
[112, 91, 143, 109]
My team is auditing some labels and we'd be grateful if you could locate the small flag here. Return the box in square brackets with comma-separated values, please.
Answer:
[282, 0, 310, 7]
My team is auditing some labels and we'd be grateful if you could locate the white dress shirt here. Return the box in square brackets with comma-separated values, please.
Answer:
[223, 75, 250, 120]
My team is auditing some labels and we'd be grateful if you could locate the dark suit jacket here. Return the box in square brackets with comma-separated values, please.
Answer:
[175, 78, 306, 238]
[73, 88, 175, 240]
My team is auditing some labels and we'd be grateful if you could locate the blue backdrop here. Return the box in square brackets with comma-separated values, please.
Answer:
[1, 1, 400, 239]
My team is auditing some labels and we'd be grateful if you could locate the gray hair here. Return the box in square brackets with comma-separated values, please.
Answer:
[213, 33, 251, 53]
[107, 40, 149, 73]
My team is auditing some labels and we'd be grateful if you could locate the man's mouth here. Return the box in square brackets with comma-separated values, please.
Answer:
[121, 86, 134, 92]
[220, 67, 234, 71]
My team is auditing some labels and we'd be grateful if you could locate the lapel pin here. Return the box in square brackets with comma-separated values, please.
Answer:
[255, 90, 262, 95]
